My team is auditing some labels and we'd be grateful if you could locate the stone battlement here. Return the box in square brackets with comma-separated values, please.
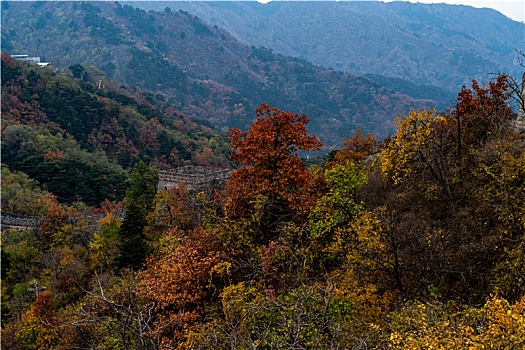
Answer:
[1, 210, 123, 230]
[158, 165, 231, 192]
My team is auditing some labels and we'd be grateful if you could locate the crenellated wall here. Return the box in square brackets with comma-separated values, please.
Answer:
[1, 166, 231, 230]
[0, 210, 123, 230]
[158, 165, 231, 193]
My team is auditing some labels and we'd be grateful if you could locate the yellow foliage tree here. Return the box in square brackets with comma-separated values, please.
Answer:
[379, 109, 459, 204]
[389, 295, 525, 349]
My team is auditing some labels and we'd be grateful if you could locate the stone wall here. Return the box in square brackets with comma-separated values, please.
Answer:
[158, 165, 231, 193]
[1, 212, 44, 228]
[1, 210, 123, 230]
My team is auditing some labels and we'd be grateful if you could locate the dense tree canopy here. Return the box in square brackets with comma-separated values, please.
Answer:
[2, 74, 525, 349]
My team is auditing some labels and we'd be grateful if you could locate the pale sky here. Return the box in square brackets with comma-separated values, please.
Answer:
[397, 1, 524, 22]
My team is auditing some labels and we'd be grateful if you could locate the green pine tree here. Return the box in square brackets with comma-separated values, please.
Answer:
[116, 161, 158, 270]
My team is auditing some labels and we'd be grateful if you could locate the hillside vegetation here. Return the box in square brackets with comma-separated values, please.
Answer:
[141, 1, 524, 92]
[2, 70, 524, 348]
[1, 53, 230, 206]
[2, 2, 525, 348]
[1, 1, 447, 147]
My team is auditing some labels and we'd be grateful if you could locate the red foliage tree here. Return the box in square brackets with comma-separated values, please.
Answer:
[225, 104, 322, 225]
[454, 74, 512, 146]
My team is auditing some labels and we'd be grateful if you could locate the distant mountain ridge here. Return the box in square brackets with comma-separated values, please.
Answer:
[2, 1, 448, 147]
[132, 1, 524, 92]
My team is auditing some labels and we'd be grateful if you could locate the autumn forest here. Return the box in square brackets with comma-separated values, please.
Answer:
[2, 1, 525, 348]
[2, 50, 525, 348]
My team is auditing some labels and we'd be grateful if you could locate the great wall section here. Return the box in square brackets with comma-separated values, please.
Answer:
[0, 211, 121, 231]
[158, 165, 231, 193]
[1, 166, 231, 231]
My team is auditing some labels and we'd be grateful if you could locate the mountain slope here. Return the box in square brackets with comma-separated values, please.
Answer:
[134, 1, 524, 92]
[1, 53, 230, 205]
[2, 1, 445, 147]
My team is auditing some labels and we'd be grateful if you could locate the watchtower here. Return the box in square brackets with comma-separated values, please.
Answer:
[158, 165, 231, 196]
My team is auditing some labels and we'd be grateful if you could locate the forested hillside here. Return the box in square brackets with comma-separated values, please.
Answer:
[139, 1, 524, 92]
[2, 68, 524, 348]
[2, 1, 525, 348]
[1, 53, 229, 206]
[1, 1, 447, 146]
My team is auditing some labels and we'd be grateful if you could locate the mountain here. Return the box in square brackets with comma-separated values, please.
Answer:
[1, 1, 447, 147]
[1, 53, 230, 205]
[131, 1, 524, 92]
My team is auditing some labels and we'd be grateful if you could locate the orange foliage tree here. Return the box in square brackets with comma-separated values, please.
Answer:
[40, 201, 69, 249]
[142, 227, 230, 346]
[225, 104, 322, 243]
[327, 127, 378, 168]
[1, 290, 63, 349]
